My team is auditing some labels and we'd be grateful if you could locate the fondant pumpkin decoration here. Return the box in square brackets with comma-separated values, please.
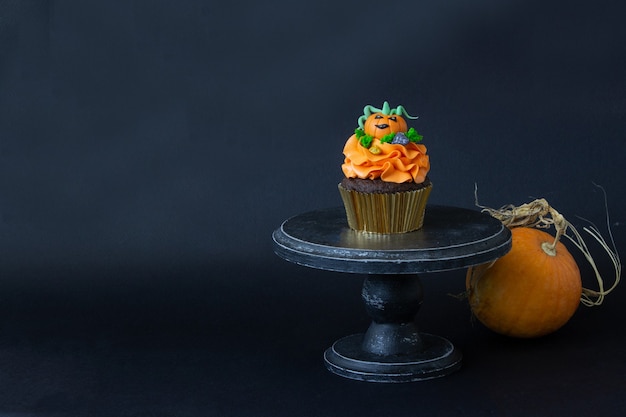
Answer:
[364, 113, 408, 138]
[466, 196, 621, 338]
[354, 101, 424, 149]
[358, 101, 416, 139]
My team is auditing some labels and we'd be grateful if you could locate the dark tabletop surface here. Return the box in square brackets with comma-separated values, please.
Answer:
[1, 256, 624, 416]
[1, 1, 625, 415]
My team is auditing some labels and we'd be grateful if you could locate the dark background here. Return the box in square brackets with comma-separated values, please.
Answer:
[1, 0, 625, 416]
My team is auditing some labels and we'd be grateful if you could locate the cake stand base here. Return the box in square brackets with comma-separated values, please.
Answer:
[323, 273, 462, 383]
[324, 333, 462, 383]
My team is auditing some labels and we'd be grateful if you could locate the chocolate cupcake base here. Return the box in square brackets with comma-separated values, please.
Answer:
[338, 180, 432, 234]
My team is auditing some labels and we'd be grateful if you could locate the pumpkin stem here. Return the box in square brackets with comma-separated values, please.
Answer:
[540, 242, 557, 256]
[381, 101, 391, 114]
[541, 211, 567, 255]
[474, 183, 621, 307]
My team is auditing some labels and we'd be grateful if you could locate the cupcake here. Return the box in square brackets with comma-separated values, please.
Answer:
[339, 101, 431, 234]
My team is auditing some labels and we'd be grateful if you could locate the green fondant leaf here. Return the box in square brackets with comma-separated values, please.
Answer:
[359, 135, 373, 148]
[380, 133, 396, 143]
[407, 127, 423, 142]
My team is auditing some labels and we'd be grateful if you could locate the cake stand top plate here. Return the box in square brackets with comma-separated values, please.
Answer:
[272, 205, 511, 274]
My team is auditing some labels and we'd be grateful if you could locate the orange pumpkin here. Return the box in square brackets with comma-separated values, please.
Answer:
[466, 227, 582, 338]
[363, 113, 408, 139]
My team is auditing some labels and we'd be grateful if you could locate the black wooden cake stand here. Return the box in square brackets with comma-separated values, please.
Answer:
[272, 205, 511, 383]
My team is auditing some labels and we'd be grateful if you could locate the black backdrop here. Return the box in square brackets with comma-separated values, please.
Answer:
[1, 1, 625, 416]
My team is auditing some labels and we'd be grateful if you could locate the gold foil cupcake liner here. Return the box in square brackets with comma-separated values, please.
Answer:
[338, 183, 432, 234]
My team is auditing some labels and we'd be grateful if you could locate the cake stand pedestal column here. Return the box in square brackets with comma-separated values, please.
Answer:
[272, 205, 511, 383]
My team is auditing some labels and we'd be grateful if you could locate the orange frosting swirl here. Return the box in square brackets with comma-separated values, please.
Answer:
[341, 135, 430, 184]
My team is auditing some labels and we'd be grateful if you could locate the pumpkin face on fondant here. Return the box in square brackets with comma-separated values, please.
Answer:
[364, 113, 408, 139]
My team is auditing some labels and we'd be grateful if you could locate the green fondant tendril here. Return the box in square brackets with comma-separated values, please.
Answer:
[357, 101, 419, 128]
